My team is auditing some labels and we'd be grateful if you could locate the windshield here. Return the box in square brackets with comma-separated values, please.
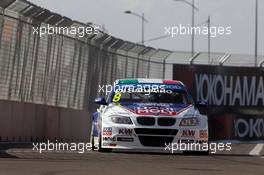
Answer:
[110, 91, 192, 104]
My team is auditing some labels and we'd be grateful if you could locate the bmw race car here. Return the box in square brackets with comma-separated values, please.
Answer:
[90, 79, 208, 154]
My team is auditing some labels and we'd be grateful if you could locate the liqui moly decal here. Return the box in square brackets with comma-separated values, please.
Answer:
[135, 107, 177, 116]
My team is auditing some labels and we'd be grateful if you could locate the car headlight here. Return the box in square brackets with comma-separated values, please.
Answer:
[180, 118, 199, 126]
[111, 116, 133, 125]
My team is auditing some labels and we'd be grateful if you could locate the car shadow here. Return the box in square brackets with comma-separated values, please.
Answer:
[0, 143, 32, 159]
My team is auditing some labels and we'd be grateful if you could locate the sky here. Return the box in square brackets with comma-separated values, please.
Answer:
[29, 0, 264, 56]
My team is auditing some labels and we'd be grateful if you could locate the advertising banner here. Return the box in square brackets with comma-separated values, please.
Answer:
[173, 64, 264, 141]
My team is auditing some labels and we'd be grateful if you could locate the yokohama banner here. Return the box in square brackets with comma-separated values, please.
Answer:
[173, 64, 264, 141]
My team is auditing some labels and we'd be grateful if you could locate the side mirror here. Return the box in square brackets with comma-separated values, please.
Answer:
[195, 100, 208, 108]
[94, 97, 107, 105]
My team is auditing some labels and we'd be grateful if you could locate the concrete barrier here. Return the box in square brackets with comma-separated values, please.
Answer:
[0, 100, 91, 142]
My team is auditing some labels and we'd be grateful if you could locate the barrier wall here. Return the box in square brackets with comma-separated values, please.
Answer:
[0, 100, 91, 142]
[1, 0, 264, 143]
[173, 64, 264, 141]
[0, 0, 171, 142]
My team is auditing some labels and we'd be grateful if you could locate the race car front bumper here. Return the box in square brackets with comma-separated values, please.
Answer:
[101, 121, 208, 152]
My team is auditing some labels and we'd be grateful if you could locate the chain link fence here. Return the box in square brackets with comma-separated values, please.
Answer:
[1, 0, 263, 112]
[0, 1, 172, 111]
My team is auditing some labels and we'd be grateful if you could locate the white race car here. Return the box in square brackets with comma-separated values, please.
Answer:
[90, 79, 208, 154]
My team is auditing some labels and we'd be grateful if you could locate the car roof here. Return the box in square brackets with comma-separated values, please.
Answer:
[115, 79, 184, 85]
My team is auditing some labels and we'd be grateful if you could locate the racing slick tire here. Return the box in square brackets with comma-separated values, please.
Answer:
[90, 124, 96, 151]
[183, 150, 209, 155]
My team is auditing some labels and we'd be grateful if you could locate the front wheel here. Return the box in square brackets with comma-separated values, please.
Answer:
[183, 150, 209, 155]
[90, 125, 96, 151]
[98, 134, 112, 153]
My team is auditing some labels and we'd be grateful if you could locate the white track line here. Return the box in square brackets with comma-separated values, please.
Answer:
[249, 144, 264, 156]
